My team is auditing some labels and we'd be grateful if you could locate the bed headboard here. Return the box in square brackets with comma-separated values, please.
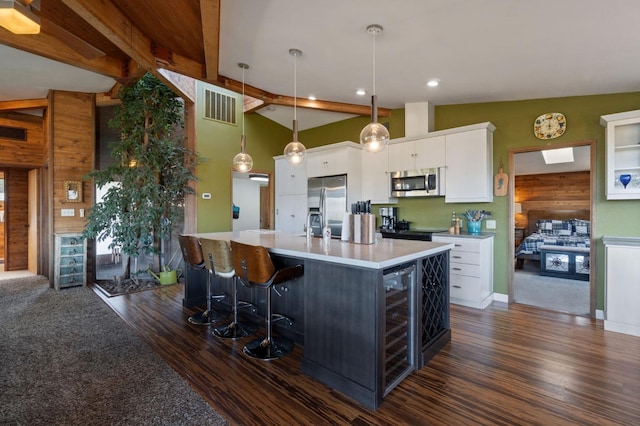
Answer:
[526, 209, 590, 237]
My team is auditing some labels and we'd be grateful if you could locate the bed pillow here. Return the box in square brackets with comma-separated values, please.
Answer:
[536, 219, 573, 236]
[573, 219, 590, 237]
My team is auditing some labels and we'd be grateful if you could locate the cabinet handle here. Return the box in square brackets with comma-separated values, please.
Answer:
[452, 267, 462, 271]
[453, 285, 462, 288]
[452, 255, 462, 259]
[454, 244, 462, 247]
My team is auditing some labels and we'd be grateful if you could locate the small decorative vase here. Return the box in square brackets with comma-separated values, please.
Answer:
[619, 174, 632, 188]
[467, 221, 481, 234]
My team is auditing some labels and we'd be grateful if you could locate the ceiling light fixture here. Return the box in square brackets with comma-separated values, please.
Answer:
[232, 63, 253, 173]
[356, 89, 366, 96]
[283, 48, 307, 166]
[360, 24, 390, 153]
[249, 174, 269, 182]
[427, 79, 439, 87]
[541, 147, 574, 164]
[0, 0, 40, 34]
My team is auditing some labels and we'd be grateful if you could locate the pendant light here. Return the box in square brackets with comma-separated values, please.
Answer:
[233, 63, 253, 173]
[283, 48, 307, 166]
[360, 24, 390, 153]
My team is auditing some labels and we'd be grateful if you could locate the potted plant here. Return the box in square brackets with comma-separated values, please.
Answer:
[83, 73, 203, 284]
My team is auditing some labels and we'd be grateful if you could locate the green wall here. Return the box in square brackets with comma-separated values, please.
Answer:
[195, 81, 290, 232]
[195, 84, 640, 310]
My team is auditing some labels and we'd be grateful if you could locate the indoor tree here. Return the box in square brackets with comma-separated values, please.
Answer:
[83, 73, 203, 280]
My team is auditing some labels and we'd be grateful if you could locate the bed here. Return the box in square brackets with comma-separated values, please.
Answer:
[515, 210, 591, 280]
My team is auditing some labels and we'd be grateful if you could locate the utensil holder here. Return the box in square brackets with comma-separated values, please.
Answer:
[350, 213, 375, 244]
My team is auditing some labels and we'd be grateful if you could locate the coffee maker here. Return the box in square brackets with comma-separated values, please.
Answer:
[379, 207, 398, 231]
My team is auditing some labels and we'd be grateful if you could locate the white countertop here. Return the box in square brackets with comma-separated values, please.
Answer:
[193, 231, 453, 269]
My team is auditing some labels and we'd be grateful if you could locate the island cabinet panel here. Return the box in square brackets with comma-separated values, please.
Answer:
[302, 260, 382, 406]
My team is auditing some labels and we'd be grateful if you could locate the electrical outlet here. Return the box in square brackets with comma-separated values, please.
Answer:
[61, 209, 75, 217]
[79, 208, 85, 217]
[486, 219, 496, 229]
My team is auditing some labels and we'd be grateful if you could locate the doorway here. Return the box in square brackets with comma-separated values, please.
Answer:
[509, 141, 596, 317]
[231, 171, 272, 231]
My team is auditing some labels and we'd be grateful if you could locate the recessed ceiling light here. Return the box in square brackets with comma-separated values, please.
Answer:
[427, 79, 439, 88]
[356, 89, 366, 96]
[308, 95, 316, 101]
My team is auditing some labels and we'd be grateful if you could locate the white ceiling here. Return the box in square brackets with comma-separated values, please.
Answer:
[2, 0, 640, 131]
[514, 146, 591, 176]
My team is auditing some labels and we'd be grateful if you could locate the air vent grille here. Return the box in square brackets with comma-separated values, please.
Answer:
[204, 89, 236, 125]
[0, 125, 27, 141]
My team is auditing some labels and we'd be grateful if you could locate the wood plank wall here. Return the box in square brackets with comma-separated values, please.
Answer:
[514, 171, 590, 230]
[5, 168, 29, 270]
[50, 91, 95, 234]
[0, 111, 44, 168]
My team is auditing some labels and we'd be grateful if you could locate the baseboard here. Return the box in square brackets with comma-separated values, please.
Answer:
[493, 292, 508, 303]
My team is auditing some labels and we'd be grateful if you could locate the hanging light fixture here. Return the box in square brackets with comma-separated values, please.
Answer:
[232, 63, 253, 173]
[360, 24, 389, 153]
[283, 48, 307, 166]
[0, 0, 40, 34]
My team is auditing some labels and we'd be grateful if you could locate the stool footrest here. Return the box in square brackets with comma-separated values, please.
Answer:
[213, 321, 257, 339]
[243, 337, 293, 360]
[188, 309, 227, 325]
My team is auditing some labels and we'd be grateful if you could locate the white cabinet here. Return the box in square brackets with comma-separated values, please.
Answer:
[600, 110, 640, 200]
[388, 136, 445, 172]
[432, 234, 494, 309]
[307, 144, 360, 178]
[54, 233, 87, 290]
[275, 194, 307, 234]
[361, 147, 396, 204]
[603, 237, 640, 337]
[275, 157, 307, 196]
[444, 124, 494, 203]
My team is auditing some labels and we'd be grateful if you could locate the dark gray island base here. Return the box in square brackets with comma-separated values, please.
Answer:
[189, 232, 452, 409]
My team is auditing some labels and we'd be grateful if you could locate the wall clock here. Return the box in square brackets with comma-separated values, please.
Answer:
[534, 112, 566, 139]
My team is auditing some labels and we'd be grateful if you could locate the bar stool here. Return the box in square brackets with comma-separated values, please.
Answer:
[230, 240, 303, 360]
[179, 235, 226, 325]
[199, 239, 257, 339]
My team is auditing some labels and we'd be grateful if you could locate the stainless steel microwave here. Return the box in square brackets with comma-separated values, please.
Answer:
[390, 168, 443, 197]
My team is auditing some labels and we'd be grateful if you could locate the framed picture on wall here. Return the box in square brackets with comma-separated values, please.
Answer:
[64, 180, 82, 203]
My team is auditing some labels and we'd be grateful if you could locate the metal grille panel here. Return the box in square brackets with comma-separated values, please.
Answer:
[420, 253, 449, 352]
[204, 89, 236, 125]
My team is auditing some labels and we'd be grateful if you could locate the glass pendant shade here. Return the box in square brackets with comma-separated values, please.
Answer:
[360, 24, 389, 153]
[284, 48, 307, 166]
[233, 63, 253, 172]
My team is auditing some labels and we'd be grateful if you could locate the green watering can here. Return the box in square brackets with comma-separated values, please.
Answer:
[148, 265, 183, 285]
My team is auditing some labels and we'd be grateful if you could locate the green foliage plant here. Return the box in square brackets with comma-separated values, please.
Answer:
[83, 73, 203, 276]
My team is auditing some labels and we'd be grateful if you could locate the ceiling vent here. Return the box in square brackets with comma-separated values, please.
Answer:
[204, 89, 236, 125]
[0, 125, 27, 141]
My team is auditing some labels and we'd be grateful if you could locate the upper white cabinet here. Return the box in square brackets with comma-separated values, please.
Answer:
[388, 136, 445, 172]
[307, 143, 360, 178]
[361, 147, 396, 204]
[275, 157, 307, 196]
[600, 110, 640, 200]
[444, 123, 495, 203]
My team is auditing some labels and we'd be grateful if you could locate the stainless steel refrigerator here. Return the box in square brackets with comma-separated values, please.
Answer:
[307, 174, 347, 238]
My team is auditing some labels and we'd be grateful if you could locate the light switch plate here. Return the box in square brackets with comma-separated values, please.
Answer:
[486, 219, 496, 229]
[61, 209, 75, 217]
[202, 193, 212, 199]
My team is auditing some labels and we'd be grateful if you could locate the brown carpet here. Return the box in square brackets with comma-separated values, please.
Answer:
[0, 276, 228, 426]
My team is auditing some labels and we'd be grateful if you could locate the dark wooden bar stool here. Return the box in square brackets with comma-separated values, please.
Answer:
[199, 238, 257, 339]
[230, 240, 303, 360]
[179, 235, 226, 325]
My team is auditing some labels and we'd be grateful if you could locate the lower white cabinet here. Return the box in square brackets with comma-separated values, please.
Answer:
[54, 233, 87, 291]
[432, 234, 494, 309]
[603, 237, 640, 337]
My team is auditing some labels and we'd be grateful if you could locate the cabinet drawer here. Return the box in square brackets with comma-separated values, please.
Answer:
[433, 236, 481, 253]
[60, 245, 83, 256]
[60, 236, 81, 246]
[450, 275, 481, 301]
[449, 251, 480, 265]
[60, 255, 84, 267]
[450, 263, 480, 277]
[58, 274, 84, 287]
[60, 265, 83, 276]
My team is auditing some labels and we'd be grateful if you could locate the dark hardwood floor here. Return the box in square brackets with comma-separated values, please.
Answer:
[94, 283, 640, 425]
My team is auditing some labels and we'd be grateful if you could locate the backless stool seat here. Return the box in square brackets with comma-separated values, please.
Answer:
[199, 239, 257, 339]
[230, 240, 303, 360]
[179, 235, 226, 325]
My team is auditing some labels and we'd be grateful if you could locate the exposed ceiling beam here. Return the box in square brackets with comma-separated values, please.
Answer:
[0, 27, 123, 78]
[0, 98, 48, 111]
[219, 76, 391, 117]
[156, 69, 196, 104]
[60, 0, 209, 81]
[199, 0, 220, 82]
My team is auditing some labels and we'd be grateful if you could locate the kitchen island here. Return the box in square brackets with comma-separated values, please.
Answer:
[191, 230, 453, 409]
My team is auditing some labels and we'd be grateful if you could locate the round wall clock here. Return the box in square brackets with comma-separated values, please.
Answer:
[534, 112, 566, 139]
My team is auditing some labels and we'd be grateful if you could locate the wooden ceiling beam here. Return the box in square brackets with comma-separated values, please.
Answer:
[199, 0, 220, 82]
[219, 75, 390, 117]
[0, 27, 123, 78]
[0, 98, 48, 112]
[60, 0, 212, 82]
